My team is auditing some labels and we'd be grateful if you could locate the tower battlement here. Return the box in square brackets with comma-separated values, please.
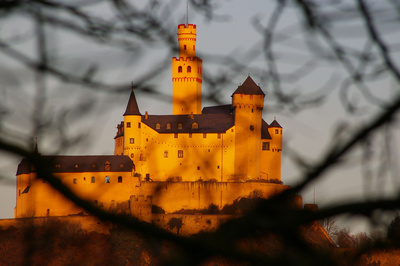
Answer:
[172, 57, 202, 62]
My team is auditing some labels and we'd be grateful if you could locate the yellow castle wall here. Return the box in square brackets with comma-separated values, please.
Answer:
[123, 120, 237, 182]
[15, 171, 136, 218]
[135, 181, 290, 213]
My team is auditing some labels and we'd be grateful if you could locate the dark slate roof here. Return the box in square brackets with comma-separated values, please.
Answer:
[202, 105, 233, 114]
[17, 155, 134, 175]
[269, 119, 282, 128]
[261, 120, 272, 140]
[142, 112, 234, 133]
[232, 76, 265, 96]
[123, 89, 141, 116]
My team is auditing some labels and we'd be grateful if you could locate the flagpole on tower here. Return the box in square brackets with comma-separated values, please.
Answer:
[186, 1, 188, 26]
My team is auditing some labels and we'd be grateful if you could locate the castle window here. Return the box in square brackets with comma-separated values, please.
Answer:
[178, 123, 183, 129]
[275, 129, 279, 134]
[166, 123, 171, 129]
[130, 153, 134, 158]
[138, 122, 141, 128]
[193, 45, 195, 51]
[174, 133, 178, 138]
[164, 150, 168, 158]
[217, 165, 220, 169]
[73, 178, 77, 184]
[217, 133, 221, 139]
[197, 166, 200, 170]
[127, 122, 131, 128]
[280, 129, 282, 134]
[156, 123, 160, 129]
[130, 138, 134, 144]
[262, 142, 270, 151]
[105, 176, 110, 183]
[184, 45, 187, 50]
[187, 66, 191, 73]
[178, 150, 183, 158]
[203, 133, 207, 138]
[118, 176, 122, 183]
[192, 122, 198, 129]
[91, 176, 95, 183]
[19, 190, 20, 196]
[250, 125, 254, 131]
[178, 66, 182, 73]
[105, 161, 111, 171]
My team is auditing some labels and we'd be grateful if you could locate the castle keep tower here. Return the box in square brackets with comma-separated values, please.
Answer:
[172, 24, 203, 115]
[232, 77, 265, 180]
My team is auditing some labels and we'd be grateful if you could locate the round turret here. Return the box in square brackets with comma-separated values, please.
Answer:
[178, 24, 197, 58]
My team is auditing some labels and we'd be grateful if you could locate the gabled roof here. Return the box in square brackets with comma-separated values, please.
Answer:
[142, 112, 234, 133]
[261, 120, 272, 140]
[269, 119, 282, 128]
[202, 105, 233, 114]
[232, 76, 265, 96]
[17, 155, 134, 175]
[123, 89, 141, 116]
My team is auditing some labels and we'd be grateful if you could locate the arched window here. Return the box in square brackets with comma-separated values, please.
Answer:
[187, 66, 191, 73]
[105, 176, 110, 183]
[166, 123, 171, 129]
[178, 66, 182, 73]
[192, 122, 198, 129]
[156, 123, 161, 129]
[178, 123, 183, 129]
[91, 176, 95, 183]
[118, 176, 122, 183]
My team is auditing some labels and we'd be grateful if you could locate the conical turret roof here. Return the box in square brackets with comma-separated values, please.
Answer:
[232, 76, 265, 96]
[123, 89, 141, 116]
[269, 119, 282, 128]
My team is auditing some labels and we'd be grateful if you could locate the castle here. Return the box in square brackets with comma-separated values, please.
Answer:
[15, 23, 289, 223]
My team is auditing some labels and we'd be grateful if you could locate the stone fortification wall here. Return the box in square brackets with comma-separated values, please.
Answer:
[134, 181, 290, 213]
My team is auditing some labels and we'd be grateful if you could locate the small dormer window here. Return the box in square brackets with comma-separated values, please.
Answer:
[178, 66, 182, 73]
[192, 122, 198, 129]
[156, 123, 161, 129]
[178, 123, 183, 129]
[105, 161, 111, 171]
[166, 123, 171, 129]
